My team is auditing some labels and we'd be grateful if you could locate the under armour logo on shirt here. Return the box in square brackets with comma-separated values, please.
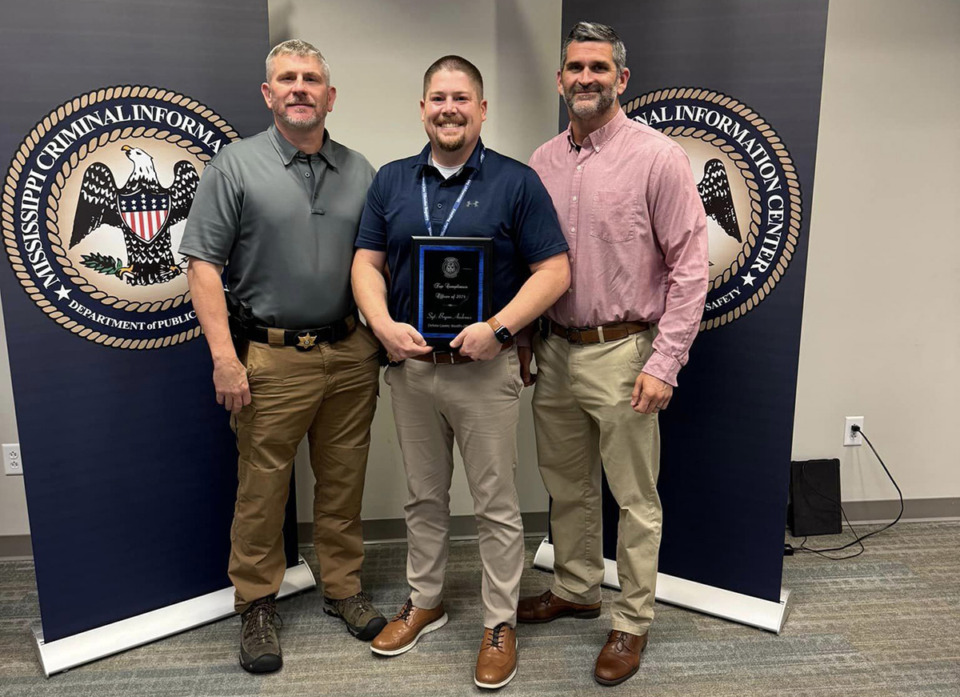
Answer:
[465, 200, 479, 208]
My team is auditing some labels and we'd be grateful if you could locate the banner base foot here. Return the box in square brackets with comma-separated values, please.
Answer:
[33, 556, 316, 677]
[533, 539, 790, 634]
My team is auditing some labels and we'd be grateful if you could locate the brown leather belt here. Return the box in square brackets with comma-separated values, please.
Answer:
[551, 321, 650, 345]
[408, 338, 515, 365]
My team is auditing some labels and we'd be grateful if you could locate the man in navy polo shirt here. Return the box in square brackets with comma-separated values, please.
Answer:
[351, 55, 569, 690]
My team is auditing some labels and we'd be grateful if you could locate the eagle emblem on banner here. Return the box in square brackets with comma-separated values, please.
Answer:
[4, 85, 238, 349]
[623, 87, 803, 331]
[698, 158, 741, 245]
[70, 145, 199, 286]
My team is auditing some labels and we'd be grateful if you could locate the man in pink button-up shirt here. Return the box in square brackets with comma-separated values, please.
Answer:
[517, 22, 709, 686]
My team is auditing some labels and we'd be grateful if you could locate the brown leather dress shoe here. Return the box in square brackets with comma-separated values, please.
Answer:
[594, 630, 648, 686]
[475, 623, 518, 689]
[370, 599, 447, 656]
[517, 590, 601, 624]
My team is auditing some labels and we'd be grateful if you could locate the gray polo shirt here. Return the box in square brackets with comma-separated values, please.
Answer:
[180, 125, 375, 328]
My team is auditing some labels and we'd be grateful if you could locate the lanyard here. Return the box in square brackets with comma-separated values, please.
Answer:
[421, 148, 485, 237]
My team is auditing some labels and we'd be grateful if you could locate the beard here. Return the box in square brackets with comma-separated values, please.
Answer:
[276, 101, 324, 130]
[433, 118, 467, 152]
[563, 83, 617, 120]
[437, 133, 466, 152]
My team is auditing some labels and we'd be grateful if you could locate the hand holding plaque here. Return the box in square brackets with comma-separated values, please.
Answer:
[410, 236, 492, 347]
[449, 322, 502, 361]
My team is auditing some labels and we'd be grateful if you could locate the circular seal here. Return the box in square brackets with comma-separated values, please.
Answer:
[2, 85, 239, 349]
[441, 256, 461, 279]
[623, 88, 802, 331]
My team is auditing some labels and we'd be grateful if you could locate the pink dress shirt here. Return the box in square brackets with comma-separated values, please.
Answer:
[528, 108, 709, 386]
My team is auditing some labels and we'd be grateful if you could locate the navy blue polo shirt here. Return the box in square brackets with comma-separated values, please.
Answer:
[356, 140, 568, 325]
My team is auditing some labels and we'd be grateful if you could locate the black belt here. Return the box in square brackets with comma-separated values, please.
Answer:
[241, 314, 357, 351]
[407, 338, 515, 365]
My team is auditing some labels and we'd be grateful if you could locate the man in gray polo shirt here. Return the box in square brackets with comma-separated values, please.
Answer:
[180, 39, 385, 674]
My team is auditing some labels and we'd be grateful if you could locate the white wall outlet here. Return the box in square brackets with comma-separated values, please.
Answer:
[3, 443, 23, 475]
[843, 417, 864, 447]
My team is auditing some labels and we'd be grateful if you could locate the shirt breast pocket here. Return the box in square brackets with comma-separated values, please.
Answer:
[589, 190, 640, 243]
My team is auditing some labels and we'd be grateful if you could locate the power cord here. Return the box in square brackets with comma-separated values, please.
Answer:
[787, 425, 904, 560]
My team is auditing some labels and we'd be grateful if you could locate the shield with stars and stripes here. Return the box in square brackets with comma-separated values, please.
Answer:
[118, 192, 170, 243]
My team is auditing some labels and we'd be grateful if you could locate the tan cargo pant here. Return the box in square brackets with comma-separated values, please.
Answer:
[532, 330, 661, 636]
[228, 323, 380, 612]
[384, 347, 525, 628]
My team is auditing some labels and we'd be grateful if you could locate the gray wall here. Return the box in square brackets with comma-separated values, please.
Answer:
[268, 0, 565, 524]
[792, 0, 960, 502]
[1, 0, 957, 538]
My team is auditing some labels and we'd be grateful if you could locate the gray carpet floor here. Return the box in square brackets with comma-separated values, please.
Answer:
[1, 522, 958, 696]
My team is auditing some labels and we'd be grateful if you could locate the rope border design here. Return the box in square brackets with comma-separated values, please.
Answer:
[2, 86, 238, 349]
[622, 88, 802, 332]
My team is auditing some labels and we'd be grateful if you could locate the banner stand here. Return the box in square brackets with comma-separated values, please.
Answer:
[32, 557, 316, 678]
[533, 540, 791, 634]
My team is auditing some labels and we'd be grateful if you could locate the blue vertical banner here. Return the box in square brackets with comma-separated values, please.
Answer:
[0, 0, 299, 652]
[556, 0, 828, 613]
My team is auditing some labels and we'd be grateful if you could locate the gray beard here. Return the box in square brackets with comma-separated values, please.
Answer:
[278, 112, 322, 130]
[564, 88, 616, 120]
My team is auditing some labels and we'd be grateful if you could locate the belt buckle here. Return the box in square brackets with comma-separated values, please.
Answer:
[567, 327, 583, 345]
[294, 330, 317, 351]
[432, 351, 456, 365]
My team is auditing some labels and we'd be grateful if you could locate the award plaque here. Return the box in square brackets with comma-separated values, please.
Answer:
[410, 236, 493, 346]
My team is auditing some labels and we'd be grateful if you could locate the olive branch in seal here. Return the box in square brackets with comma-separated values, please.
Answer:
[1, 85, 239, 350]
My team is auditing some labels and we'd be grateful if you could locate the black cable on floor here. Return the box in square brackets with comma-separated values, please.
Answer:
[791, 428, 903, 560]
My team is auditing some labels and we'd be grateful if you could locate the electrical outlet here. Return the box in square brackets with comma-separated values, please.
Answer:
[3, 444, 23, 475]
[843, 417, 864, 447]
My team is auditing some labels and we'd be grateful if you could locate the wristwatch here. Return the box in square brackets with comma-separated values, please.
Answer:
[486, 316, 513, 344]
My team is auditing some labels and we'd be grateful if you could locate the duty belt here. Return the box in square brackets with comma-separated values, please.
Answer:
[407, 338, 515, 365]
[551, 321, 651, 345]
[242, 314, 357, 351]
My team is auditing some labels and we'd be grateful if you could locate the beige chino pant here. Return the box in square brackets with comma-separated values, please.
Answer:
[385, 347, 525, 628]
[532, 330, 661, 636]
[229, 324, 380, 612]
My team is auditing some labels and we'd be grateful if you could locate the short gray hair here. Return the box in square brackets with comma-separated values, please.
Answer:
[266, 39, 331, 83]
[561, 22, 627, 78]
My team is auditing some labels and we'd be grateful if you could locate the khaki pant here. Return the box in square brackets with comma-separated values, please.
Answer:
[385, 348, 525, 628]
[228, 323, 380, 612]
[532, 330, 661, 635]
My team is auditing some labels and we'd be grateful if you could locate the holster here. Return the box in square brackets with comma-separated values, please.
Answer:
[536, 315, 551, 341]
[225, 290, 257, 349]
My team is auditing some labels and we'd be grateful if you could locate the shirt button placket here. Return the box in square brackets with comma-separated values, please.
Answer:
[568, 155, 586, 309]
[570, 157, 584, 239]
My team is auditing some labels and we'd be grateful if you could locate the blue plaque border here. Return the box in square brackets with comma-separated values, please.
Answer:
[410, 236, 492, 344]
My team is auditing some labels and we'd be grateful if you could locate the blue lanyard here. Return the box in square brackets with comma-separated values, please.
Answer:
[421, 148, 485, 237]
